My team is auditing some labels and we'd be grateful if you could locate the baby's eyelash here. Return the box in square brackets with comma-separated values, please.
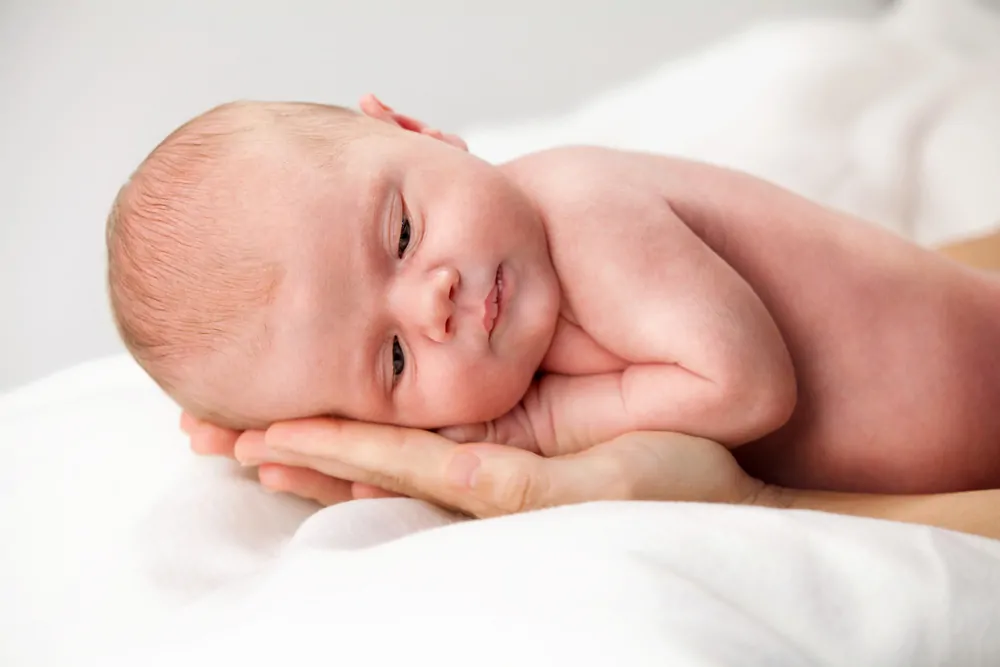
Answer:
[397, 215, 411, 259]
[392, 336, 405, 380]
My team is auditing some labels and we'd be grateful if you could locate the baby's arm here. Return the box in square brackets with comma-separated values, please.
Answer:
[490, 149, 797, 455]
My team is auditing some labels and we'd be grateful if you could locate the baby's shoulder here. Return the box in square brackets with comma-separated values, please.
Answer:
[499, 146, 723, 202]
[501, 145, 635, 183]
[500, 146, 615, 194]
[500, 145, 668, 217]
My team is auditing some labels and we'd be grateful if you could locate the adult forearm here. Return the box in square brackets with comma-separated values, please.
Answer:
[936, 229, 1000, 271]
[756, 485, 1000, 541]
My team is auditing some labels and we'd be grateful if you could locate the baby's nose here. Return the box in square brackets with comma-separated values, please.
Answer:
[420, 267, 458, 343]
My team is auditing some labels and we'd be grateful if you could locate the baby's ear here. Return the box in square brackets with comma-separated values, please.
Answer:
[359, 93, 468, 151]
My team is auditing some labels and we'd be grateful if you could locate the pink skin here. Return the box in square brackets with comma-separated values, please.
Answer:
[185, 94, 560, 504]
[187, 95, 1000, 505]
[186, 96, 792, 500]
[183, 95, 758, 501]
[207, 95, 561, 429]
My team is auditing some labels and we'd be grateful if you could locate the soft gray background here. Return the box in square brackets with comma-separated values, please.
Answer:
[1, 0, 885, 392]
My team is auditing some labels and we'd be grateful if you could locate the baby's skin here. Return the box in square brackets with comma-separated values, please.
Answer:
[505, 147, 1000, 494]
[461, 144, 1000, 494]
[112, 96, 1000, 495]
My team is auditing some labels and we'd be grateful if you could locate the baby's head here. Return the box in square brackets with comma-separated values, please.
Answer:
[107, 96, 560, 430]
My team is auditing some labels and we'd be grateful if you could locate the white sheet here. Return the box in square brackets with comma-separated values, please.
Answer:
[4, 357, 1000, 666]
[5, 4, 1000, 665]
[94, 501, 1000, 667]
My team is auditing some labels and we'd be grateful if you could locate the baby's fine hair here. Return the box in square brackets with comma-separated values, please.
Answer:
[106, 100, 358, 426]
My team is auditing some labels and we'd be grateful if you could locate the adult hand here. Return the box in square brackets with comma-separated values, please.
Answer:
[181, 412, 399, 505]
[233, 418, 766, 518]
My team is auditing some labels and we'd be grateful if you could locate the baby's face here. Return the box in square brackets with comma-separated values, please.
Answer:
[227, 125, 560, 427]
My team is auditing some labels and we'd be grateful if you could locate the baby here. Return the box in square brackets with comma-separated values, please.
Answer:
[106, 95, 1000, 495]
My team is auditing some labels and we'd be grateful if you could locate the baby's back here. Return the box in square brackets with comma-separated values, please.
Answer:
[518, 148, 1000, 493]
[660, 155, 1000, 493]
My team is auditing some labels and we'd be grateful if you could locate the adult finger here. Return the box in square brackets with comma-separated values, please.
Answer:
[257, 464, 357, 506]
[265, 418, 459, 485]
[267, 417, 594, 517]
[183, 414, 242, 458]
[179, 411, 199, 435]
[266, 418, 619, 517]
[266, 418, 529, 515]
[351, 482, 404, 500]
[256, 464, 401, 505]
[236, 428, 381, 487]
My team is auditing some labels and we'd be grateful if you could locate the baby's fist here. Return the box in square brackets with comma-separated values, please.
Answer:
[436, 422, 489, 443]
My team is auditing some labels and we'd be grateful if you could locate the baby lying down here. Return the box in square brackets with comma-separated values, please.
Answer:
[106, 95, 1000, 495]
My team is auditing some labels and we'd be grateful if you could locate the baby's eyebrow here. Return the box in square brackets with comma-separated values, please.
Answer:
[359, 174, 391, 251]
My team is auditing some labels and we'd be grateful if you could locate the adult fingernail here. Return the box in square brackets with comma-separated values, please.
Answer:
[447, 451, 481, 489]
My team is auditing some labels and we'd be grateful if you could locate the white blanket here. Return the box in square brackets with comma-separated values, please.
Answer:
[4, 355, 1000, 666]
[5, 5, 1000, 665]
[4, 356, 1000, 666]
[94, 500, 1000, 667]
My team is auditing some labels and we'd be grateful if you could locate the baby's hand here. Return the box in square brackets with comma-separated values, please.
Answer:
[436, 405, 540, 454]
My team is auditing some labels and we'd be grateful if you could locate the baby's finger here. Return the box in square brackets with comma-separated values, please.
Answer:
[436, 423, 488, 443]
[257, 464, 356, 506]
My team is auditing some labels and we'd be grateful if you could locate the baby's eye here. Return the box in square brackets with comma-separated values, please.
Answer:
[397, 215, 411, 259]
[392, 336, 405, 379]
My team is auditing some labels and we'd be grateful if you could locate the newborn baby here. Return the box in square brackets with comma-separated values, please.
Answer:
[106, 95, 1000, 495]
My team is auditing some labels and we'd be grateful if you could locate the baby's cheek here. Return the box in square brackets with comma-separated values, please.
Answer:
[422, 360, 528, 426]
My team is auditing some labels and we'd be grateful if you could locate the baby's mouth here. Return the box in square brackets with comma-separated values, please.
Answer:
[484, 265, 504, 335]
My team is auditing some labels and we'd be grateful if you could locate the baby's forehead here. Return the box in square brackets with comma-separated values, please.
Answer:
[208, 146, 351, 226]
[222, 134, 392, 297]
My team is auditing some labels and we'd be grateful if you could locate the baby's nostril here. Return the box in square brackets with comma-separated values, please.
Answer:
[445, 317, 452, 334]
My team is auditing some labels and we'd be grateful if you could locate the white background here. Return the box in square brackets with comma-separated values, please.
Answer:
[0, 0, 885, 392]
